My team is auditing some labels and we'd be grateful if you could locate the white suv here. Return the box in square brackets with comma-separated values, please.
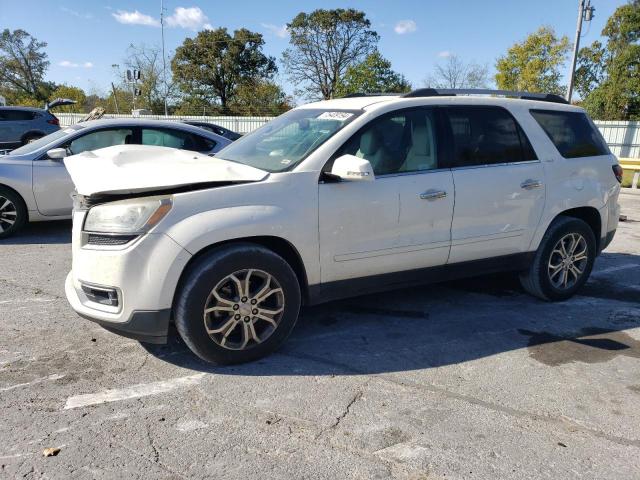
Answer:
[64, 89, 622, 364]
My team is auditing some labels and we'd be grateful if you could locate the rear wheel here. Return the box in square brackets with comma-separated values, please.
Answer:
[0, 186, 27, 238]
[174, 243, 301, 364]
[520, 216, 596, 301]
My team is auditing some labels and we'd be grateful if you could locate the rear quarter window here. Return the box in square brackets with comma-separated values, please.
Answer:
[530, 110, 609, 158]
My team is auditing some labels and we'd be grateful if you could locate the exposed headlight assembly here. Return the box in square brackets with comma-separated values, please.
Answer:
[83, 196, 173, 234]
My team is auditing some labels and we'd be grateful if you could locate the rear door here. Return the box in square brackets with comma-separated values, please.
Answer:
[33, 127, 134, 215]
[443, 106, 546, 264]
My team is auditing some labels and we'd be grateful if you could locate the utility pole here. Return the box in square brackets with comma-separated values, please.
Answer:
[160, 0, 169, 117]
[110, 82, 120, 114]
[567, 0, 595, 103]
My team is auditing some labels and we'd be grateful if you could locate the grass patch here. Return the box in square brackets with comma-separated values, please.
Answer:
[622, 169, 640, 188]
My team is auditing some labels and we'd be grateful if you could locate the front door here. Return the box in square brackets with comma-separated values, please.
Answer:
[33, 127, 135, 215]
[441, 106, 546, 264]
[319, 107, 455, 283]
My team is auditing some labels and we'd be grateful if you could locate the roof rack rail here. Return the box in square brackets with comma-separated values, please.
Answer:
[401, 88, 568, 104]
[340, 92, 403, 98]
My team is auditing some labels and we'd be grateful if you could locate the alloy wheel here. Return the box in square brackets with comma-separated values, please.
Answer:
[0, 195, 17, 233]
[203, 269, 285, 350]
[547, 233, 588, 290]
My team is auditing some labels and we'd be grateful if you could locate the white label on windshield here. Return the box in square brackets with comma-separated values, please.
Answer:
[317, 111, 353, 121]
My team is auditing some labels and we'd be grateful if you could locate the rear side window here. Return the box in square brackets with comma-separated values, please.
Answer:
[530, 110, 609, 158]
[443, 106, 537, 168]
[0, 109, 37, 121]
[141, 128, 216, 152]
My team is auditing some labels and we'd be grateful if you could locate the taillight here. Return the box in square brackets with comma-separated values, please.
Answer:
[612, 165, 623, 184]
[47, 117, 59, 126]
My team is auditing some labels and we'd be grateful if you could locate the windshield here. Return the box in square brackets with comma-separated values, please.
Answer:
[9, 125, 84, 155]
[216, 108, 361, 172]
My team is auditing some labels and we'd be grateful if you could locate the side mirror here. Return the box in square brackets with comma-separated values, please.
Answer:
[330, 154, 375, 182]
[46, 148, 67, 160]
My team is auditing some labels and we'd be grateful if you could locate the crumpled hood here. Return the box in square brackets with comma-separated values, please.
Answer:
[64, 145, 268, 196]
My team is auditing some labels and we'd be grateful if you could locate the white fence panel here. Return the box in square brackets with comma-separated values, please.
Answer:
[594, 121, 640, 158]
[56, 113, 274, 134]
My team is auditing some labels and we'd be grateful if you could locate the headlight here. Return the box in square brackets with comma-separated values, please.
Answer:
[83, 196, 173, 234]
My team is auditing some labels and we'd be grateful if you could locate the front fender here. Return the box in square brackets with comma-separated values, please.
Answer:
[162, 204, 320, 285]
[0, 160, 36, 211]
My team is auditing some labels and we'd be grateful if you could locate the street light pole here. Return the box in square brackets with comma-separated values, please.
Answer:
[567, 0, 595, 103]
[160, 0, 169, 117]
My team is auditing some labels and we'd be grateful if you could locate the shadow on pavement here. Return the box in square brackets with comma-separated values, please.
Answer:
[142, 252, 640, 376]
[0, 220, 71, 245]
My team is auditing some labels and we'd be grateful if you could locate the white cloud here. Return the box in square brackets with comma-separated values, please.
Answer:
[59, 60, 93, 68]
[112, 9, 160, 27]
[261, 23, 288, 38]
[437, 51, 452, 58]
[60, 6, 93, 19]
[166, 7, 210, 30]
[394, 19, 417, 35]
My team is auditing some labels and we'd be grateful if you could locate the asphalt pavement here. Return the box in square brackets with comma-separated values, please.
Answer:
[1, 193, 639, 479]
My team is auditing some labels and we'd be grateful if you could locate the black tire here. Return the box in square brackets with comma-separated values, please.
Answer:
[21, 132, 43, 145]
[520, 216, 596, 301]
[0, 186, 27, 238]
[174, 243, 301, 364]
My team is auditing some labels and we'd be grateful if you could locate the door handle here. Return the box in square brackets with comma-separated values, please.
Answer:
[419, 189, 447, 200]
[520, 179, 543, 190]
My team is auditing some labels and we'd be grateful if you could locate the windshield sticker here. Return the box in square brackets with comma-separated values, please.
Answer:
[280, 159, 292, 165]
[317, 111, 353, 121]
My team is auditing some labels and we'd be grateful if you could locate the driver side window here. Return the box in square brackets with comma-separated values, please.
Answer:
[338, 109, 439, 176]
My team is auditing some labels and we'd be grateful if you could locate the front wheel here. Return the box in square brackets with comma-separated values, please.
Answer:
[520, 216, 596, 301]
[174, 243, 301, 364]
[0, 186, 27, 238]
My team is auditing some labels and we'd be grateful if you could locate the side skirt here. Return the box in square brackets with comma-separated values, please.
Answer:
[307, 252, 535, 305]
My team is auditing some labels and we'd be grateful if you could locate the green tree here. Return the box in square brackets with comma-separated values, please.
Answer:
[0, 29, 52, 103]
[228, 80, 293, 115]
[495, 26, 570, 95]
[335, 51, 410, 97]
[574, 41, 606, 99]
[580, 1, 640, 120]
[49, 84, 86, 112]
[172, 28, 277, 113]
[283, 9, 379, 100]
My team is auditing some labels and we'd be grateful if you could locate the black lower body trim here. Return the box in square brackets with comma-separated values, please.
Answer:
[599, 229, 616, 254]
[77, 309, 171, 344]
[308, 252, 535, 305]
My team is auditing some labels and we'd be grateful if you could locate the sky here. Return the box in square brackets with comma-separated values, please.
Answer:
[0, 0, 628, 101]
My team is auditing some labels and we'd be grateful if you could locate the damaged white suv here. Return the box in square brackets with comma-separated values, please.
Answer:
[65, 89, 622, 364]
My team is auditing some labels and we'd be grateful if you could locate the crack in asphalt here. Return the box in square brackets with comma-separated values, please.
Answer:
[284, 350, 640, 449]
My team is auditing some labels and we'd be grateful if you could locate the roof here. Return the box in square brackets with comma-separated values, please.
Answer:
[0, 106, 47, 112]
[297, 93, 583, 114]
[73, 118, 230, 139]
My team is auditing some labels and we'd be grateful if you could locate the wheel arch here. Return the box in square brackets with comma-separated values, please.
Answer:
[20, 130, 45, 143]
[555, 206, 602, 252]
[173, 235, 310, 310]
[0, 182, 28, 211]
